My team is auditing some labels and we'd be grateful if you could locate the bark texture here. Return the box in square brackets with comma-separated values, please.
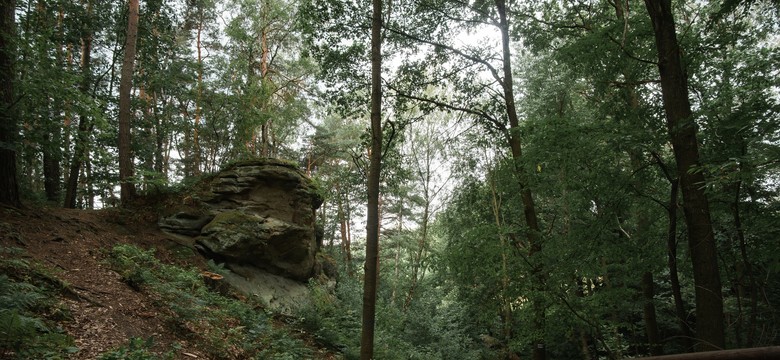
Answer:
[643, 0, 725, 351]
[359, 0, 382, 356]
[118, 0, 140, 202]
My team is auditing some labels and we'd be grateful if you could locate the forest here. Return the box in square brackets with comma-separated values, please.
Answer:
[0, 0, 779, 359]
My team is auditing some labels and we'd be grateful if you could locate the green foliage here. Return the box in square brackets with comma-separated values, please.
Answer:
[6, 0, 780, 355]
[295, 271, 486, 360]
[0, 248, 77, 359]
[371, 283, 486, 360]
[107, 244, 312, 359]
[219, 157, 301, 172]
[206, 259, 229, 275]
[296, 278, 361, 353]
[131, 170, 170, 196]
[108, 245, 158, 291]
[98, 337, 175, 360]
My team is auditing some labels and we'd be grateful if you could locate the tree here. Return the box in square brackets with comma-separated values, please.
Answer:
[17, 0, 67, 203]
[119, 0, 139, 202]
[0, 0, 20, 207]
[222, 0, 313, 159]
[643, 0, 725, 350]
[382, 0, 547, 355]
[359, 0, 382, 356]
[64, 0, 95, 208]
[402, 112, 451, 310]
[493, 2, 548, 359]
[192, 0, 215, 174]
[304, 114, 368, 274]
[689, 2, 780, 348]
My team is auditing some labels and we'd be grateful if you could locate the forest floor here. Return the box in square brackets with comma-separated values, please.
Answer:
[0, 204, 335, 360]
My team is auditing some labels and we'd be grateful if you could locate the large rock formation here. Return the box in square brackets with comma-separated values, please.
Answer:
[199, 211, 315, 280]
[158, 158, 327, 310]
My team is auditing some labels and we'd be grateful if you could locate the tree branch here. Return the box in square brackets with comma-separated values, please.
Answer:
[384, 26, 504, 86]
[606, 34, 658, 66]
[387, 83, 505, 132]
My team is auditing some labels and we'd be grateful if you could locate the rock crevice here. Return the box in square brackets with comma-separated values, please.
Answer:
[158, 158, 325, 286]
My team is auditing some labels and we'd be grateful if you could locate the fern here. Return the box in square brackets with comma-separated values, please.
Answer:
[0, 247, 77, 359]
[0, 309, 35, 349]
[99, 337, 175, 360]
[106, 244, 314, 358]
[0, 277, 45, 311]
[206, 259, 230, 276]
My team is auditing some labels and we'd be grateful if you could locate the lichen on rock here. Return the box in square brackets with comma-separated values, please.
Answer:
[157, 158, 329, 309]
[198, 210, 315, 280]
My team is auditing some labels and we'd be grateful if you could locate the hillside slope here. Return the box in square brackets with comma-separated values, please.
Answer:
[0, 204, 335, 360]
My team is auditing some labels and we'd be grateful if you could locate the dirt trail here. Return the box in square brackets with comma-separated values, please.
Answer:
[0, 205, 209, 359]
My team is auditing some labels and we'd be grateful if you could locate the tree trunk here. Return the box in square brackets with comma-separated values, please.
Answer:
[345, 197, 353, 274]
[64, 0, 93, 209]
[391, 206, 402, 305]
[85, 149, 93, 208]
[32, 1, 60, 203]
[119, 0, 139, 203]
[638, 346, 780, 360]
[193, 12, 203, 175]
[665, 179, 696, 350]
[359, 0, 382, 356]
[152, 92, 164, 174]
[599, 256, 625, 359]
[259, 3, 270, 157]
[721, 62, 757, 348]
[732, 178, 757, 347]
[42, 132, 61, 202]
[403, 192, 430, 310]
[642, 271, 662, 356]
[575, 278, 594, 360]
[43, 1, 63, 202]
[336, 189, 353, 275]
[495, 1, 545, 358]
[623, 82, 661, 356]
[489, 173, 514, 347]
[0, 0, 20, 208]
[643, 0, 725, 351]
[61, 41, 73, 190]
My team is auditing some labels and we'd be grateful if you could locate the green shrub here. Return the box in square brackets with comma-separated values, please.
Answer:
[107, 244, 313, 359]
[99, 337, 175, 360]
[0, 247, 77, 359]
[294, 278, 361, 354]
[108, 245, 158, 290]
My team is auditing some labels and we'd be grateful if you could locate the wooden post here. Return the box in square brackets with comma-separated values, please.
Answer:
[634, 347, 780, 360]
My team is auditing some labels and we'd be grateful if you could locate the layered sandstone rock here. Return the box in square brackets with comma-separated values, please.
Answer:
[158, 158, 327, 311]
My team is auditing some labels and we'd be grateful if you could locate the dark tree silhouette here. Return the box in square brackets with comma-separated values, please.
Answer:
[359, 0, 383, 356]
[0, 0, 20, 208]
[644, 0, 725, 351]
[119, 0, 140, 203]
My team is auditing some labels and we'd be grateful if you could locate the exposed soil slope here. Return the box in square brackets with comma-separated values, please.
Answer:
[0, 204, 332, 359]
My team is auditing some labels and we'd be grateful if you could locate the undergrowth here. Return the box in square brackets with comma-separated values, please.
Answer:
[108, 244, 313, 359]
[98, 337, 176, 360]
[295, 262, 486, 360]
[297, 279, 361, 358]
[0, 246, 77, 359]
[0, 242, 483, 360]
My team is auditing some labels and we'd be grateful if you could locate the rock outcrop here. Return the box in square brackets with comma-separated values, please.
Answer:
[158, 158, 326, 309]
[199, 211, 315, 280]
